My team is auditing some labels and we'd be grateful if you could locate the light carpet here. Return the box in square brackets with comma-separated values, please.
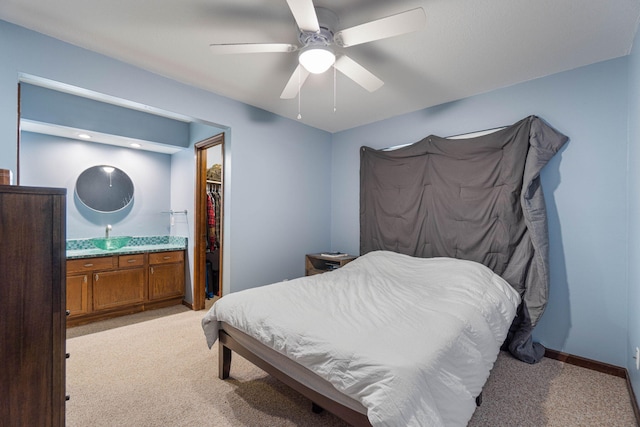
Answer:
[66, 306, 638, 426]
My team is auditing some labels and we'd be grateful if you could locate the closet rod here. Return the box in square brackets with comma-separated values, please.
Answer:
[161, 210, 188, 215]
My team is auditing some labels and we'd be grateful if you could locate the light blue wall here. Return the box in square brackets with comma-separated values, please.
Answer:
[331, 58, 630, 368]
[0, 19, 332, 301]
[21, 83, 190, 147]
[170, 121, 228, 303]
[627, 24, 640, 407]
[20, 132, 172, 239]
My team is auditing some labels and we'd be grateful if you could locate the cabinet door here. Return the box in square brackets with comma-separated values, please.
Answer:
[66, 274, 90, 317]
[149, 263, 185, 301]
[93, 268, 145, 310]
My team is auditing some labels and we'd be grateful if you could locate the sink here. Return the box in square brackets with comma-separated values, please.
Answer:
[90, 236, 132, 251]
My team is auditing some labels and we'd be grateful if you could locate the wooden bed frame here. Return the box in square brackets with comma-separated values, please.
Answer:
[217, 322, 484, 426]
[208, 120, 563, 426]
[218, 324, 372, 427]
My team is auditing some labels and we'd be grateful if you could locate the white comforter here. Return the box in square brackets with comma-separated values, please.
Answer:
[202, 250, 520, 426]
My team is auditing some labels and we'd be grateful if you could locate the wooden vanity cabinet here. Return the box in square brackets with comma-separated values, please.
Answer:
[66, 250, 185, 326]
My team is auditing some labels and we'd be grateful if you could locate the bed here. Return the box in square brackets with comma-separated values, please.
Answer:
[203, 251, 520, 426]
[202, 115, 568, 426]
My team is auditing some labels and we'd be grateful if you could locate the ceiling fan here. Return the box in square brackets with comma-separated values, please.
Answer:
[209, 0, 426, 99]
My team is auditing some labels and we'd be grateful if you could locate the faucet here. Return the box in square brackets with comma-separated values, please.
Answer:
[105, 224, 112, 238]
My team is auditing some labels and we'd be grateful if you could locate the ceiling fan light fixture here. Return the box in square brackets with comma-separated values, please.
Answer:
[299, 46, 335, 74]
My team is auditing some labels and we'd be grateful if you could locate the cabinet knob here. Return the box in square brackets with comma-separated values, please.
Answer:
[66, 353, 70, 359]
[163, 256, 171, 260]
[66, 310, 70, 316]
[66, 395, 70, 401]
[83, 263, 94, 268]
[127, 259, 136, 263]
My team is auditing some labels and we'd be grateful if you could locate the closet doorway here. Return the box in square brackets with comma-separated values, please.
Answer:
[194, 133, 224, 311]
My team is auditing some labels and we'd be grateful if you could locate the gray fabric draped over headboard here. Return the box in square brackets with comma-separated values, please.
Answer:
[360, 115, 568, 363]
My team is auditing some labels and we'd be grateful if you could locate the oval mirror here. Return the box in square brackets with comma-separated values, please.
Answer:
[75, 165, 134, 213]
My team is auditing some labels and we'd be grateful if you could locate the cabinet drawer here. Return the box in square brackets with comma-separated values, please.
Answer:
[149, 251, 184, 265]
[67, 256, 114, 273]
[118, 253, 145, 268]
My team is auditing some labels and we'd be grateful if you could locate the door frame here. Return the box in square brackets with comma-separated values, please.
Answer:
[193, 133, 224, 310]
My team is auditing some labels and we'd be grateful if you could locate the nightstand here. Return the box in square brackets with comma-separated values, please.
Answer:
[305, 253, 357, 276]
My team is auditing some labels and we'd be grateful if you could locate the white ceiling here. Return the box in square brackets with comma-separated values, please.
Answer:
[1, 0, 639, 133]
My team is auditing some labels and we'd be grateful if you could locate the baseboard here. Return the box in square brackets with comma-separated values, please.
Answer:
[626, 374, 640, 426]
[544, 348, 626, 378]
[545, 348, 640, 425]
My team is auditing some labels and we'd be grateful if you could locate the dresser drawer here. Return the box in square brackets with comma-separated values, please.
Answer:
[67, 256, 115, 273]
[149, 251, 184, 265]
[118, 253, 145, 268]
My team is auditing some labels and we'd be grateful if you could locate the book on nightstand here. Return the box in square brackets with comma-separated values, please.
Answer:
[320, 251, 349, 258]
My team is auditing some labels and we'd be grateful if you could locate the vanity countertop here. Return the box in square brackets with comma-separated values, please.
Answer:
[66, 236, 187, 259]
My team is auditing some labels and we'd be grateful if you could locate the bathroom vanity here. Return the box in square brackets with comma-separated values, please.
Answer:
[66, 237, 186, 327]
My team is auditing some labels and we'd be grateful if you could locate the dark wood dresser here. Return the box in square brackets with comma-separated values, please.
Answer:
[0, 185, 67, 426]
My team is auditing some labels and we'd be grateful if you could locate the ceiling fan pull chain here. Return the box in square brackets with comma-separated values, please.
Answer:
[297, 66, 302, 120]
[333, 66, 337, 113]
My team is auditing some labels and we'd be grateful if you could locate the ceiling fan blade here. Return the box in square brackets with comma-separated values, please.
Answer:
[209, 43, 298, 54]
[334, 7, 426, 47]
[334, 55, 384, 92]
[280, 64, 310, 99]
[286, 0, 320, 33]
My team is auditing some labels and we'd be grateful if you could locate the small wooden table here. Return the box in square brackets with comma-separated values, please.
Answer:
[305, 253, 357, 276]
